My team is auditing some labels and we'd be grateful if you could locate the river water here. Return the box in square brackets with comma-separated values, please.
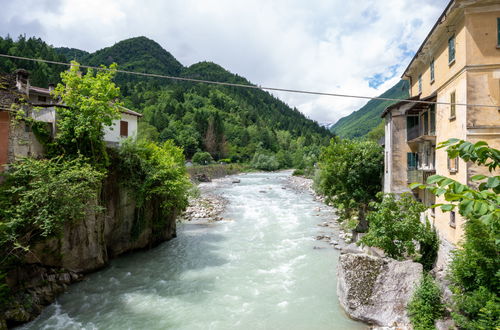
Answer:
[21, 172, 363, 330]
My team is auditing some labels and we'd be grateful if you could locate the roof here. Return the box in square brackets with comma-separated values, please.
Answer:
[118, 105, 143, 117]
[381, 95, 420, 118]
[381, 93, 437, 118]
[29, 86, 51, 95]
[401, 0, 455, 79]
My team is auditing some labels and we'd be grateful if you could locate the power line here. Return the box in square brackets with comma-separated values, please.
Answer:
[1, 53, 499, 110]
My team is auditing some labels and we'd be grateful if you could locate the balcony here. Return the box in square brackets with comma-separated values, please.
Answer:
[406, 105, 436, 143]
[407, 169, 436, 184]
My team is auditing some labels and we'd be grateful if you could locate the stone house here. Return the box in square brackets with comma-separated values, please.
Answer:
[0, 70, 142, 172]
[382, 0, 500, 264]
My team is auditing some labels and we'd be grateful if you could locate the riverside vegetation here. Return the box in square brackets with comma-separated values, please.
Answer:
[315, 137, 499, 329]
[0, 62, 190, 324]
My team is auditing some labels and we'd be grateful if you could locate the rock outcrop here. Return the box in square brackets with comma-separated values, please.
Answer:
[337, 249, 423, 327]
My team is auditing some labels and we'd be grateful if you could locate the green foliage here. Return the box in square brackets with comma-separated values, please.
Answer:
[292, 169, 305, 176]
[51, 61, 122, 166]
[361, 193, 438, 269]
[317, 138, 383, 231]
[331, 80, 409, 138]
[413, 139, 499, 328]
[0, 157, 104, 261]
[410, 139, 499, 239]
[366, 121, 385, 142]
[250, 152, 280, 171]
[192, 151, 214, 165]
[117, 139, 190, 211]
[448, 218, 499, 329]
[408, 274, 445, 330]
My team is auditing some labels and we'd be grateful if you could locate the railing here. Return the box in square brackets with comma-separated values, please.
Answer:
[408, 169, 436, 184]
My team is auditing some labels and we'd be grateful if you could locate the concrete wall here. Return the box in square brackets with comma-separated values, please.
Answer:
[7, 120, 45, 165]
[103, 113, 139, 145]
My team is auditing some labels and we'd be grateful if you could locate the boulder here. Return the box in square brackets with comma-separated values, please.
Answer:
[195, 173, 211, 182]
[337, 253, 423, 327]
[232, 179, 241, 183]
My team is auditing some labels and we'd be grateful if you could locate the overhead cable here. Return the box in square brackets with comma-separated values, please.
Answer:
[0, 53, 498, 109]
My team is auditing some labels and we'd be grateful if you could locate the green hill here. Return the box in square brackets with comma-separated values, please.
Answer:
[330, 80, 409, 138]
[1, 35, 332, 165]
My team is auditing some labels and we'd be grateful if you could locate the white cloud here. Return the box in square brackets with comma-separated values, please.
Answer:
[0, 0, 449, 123]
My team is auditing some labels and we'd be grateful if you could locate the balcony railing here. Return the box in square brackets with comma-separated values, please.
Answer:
[408, 169, 436, 184]
[407, 125, 420, 141]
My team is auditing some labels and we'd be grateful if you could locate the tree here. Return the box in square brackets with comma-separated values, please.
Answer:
[360, 193, 438, 270]
[51, 61, 122, 165]
[317, 138, 383, 232]
[412, 139, 499, 328]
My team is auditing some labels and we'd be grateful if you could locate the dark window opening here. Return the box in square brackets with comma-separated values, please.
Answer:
[449, 211, 456, 228]
[120, 120, 128, 137]
[448, 36, 456, 64]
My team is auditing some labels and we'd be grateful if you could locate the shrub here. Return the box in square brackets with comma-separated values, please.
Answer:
[449, 218, 499, 329]
[292, 169, 305, 176]
[0, 157, 104, 261]
[361, 193, 438, 269]
[250, 152, 280, 171]
[408, 274, 445, 330]
[192, 151, 214, 165]
[118, 139, 190, 211]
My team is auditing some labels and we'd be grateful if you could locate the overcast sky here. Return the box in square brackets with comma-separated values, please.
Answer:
[0, 0, 449, 124]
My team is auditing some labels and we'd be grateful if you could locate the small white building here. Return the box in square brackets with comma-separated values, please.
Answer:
[103, 106, 142, 146]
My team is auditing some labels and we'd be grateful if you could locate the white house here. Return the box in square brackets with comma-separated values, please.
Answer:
[14, 70, 142, 146]
[103, 106, 142, 146]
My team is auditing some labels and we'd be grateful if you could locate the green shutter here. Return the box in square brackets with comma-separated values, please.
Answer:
[497, 18, 500, 46]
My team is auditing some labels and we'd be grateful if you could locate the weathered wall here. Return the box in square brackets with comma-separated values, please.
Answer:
[3, 167, 178, 327]
[0, 112, 8, 172]
[7, 120, 45, 165]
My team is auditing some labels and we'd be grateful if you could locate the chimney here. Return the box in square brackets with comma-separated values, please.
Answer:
[48, 83, 55, 92]
[14, 69, 30, 95]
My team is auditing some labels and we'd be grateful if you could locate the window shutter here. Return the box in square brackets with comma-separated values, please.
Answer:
[497, 18, 500, 46]
[120, 120, 128, 137]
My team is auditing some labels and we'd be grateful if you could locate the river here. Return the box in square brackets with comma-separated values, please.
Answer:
[21, 172, 364, 330]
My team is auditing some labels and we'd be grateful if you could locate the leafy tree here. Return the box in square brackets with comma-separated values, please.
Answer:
[360, 193, 438, 270]
[317, 138, 383, 232]
[192, 151, 213, 165]
[51, 61, 122, 166]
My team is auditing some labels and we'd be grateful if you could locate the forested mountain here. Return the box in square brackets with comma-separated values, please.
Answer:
[0, 35, 332, 167]
[330, 80, 409, 138]
[0, 35, 67, 87]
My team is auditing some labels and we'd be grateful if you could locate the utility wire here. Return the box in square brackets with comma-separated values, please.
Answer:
[1, 53, 499, 109]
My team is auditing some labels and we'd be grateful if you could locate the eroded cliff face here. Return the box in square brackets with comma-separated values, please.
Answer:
[2, 170, 178, 328]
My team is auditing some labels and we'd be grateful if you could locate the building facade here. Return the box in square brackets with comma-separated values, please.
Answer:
[383, 0, 500, 248]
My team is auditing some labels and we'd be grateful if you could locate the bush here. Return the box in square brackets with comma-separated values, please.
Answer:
[250, 152, 280, 171]
[292, 169, 305, 176]
[408, 274, 445, 330]
[361, 193, 438, 269]
[118, 139, 190, 211]
[192, 151, 214, 165]
[449, 218, 499, 329]
[0, 157, 104, 261]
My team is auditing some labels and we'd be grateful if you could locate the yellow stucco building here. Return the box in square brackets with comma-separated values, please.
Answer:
[382, 0, 500, 255]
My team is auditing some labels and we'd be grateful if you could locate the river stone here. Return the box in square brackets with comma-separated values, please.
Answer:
[337, 252, 423, 327]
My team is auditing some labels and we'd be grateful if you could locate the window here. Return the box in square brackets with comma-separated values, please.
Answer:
[448, 36, 455, 64]
[430, 105, 436, 134]
[448, 156, 459, 173]
[120, 120, 128, 137]
[418, 74, 422, 94]
[450, 91, 456, 119]
[37, 95, 47, 103]
[407, 152, 419, 170]
[449, 211, 456, 228]
[497, 18, 500, 47]
[430, 58, 435, 82]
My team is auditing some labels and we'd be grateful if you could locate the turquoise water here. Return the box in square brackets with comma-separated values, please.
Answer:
[21, 172, 364, 330]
